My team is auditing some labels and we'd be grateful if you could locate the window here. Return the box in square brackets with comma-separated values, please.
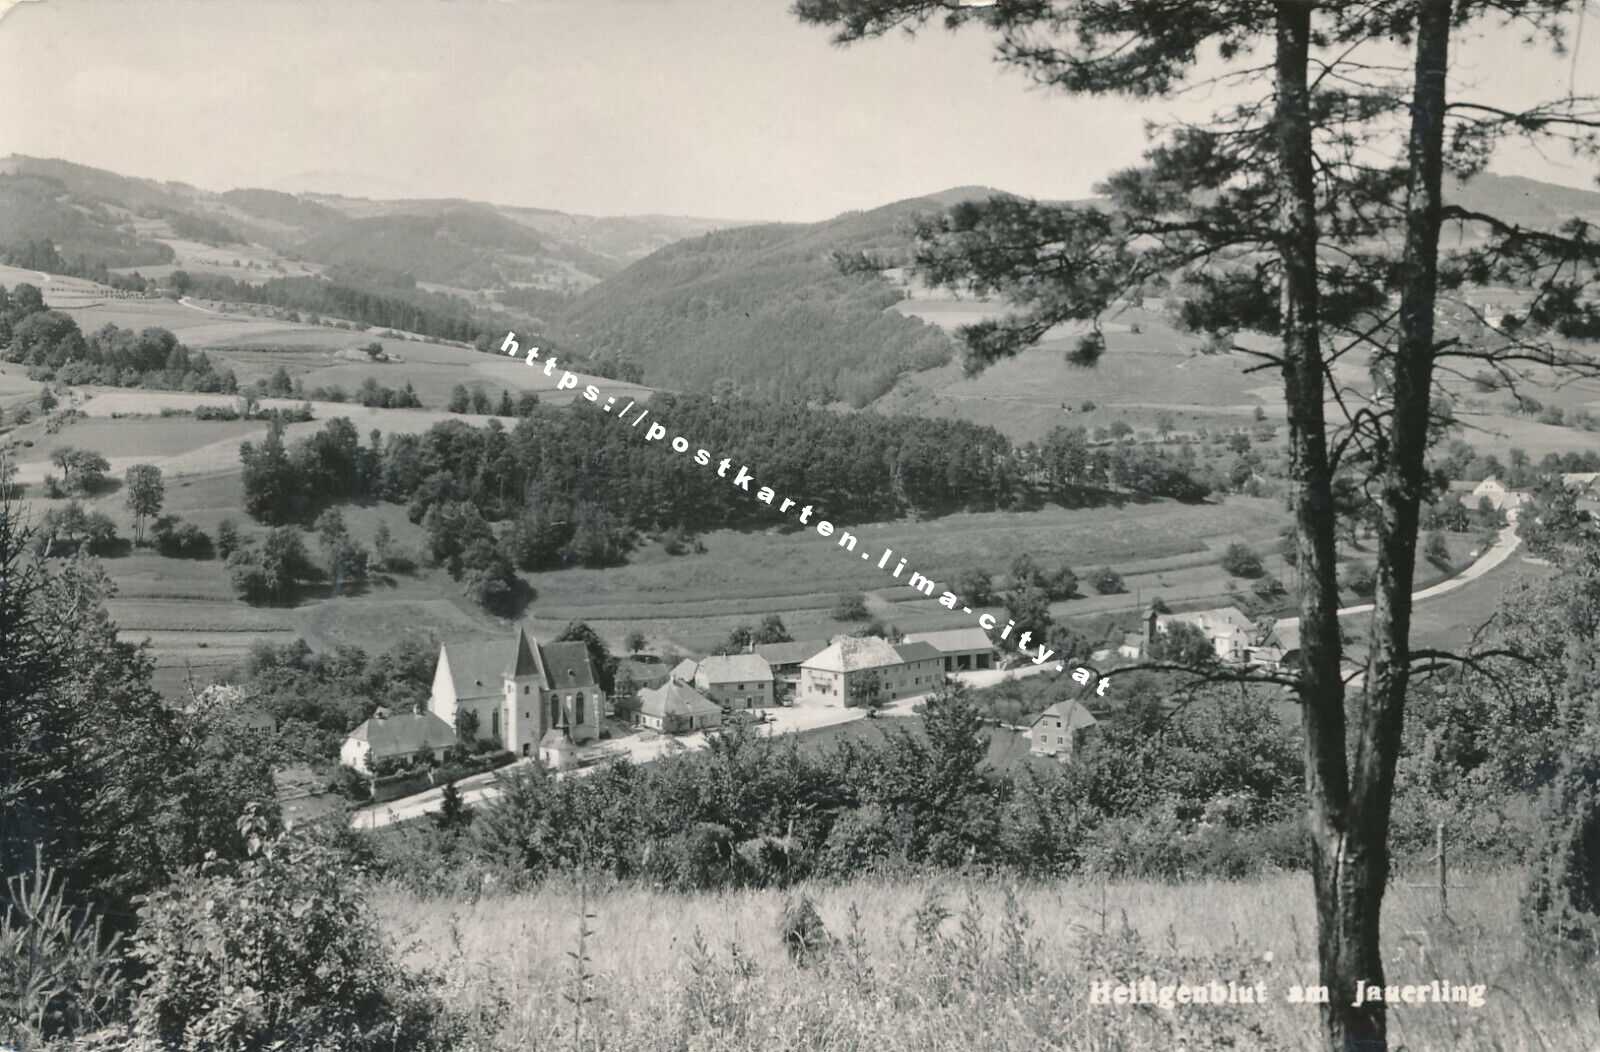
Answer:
[550, 694, 561, 727]
[524, 685, 530, 694]
[575, 693, 585, 725]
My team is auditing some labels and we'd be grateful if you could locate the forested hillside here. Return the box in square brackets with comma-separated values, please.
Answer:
[551, 192, 1007, 405]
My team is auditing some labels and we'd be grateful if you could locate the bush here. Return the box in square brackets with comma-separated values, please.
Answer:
[1424, 530, 1451, 566]
[1342, 561, 1376, 598]
[0, 850, 125, 1045]
[831, 592, 870, 621]
[128, 813, 480, 1051]
[1251, 574, 1286, 600]
[151, 515, 213, 559]
[1220, 542, 1265, 578]
[1522, 745, 1600, 955]
[1089, 566, 1125, 594]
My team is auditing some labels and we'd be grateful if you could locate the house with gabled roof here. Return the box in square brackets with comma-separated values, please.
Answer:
[341, 710, 458, 774]
[428, 625, 600, 761]
[1028, 700, 1098, 762]
[694, 652, 774, 710]
[797, 635, 944, 707]
[636, 676, 724, 734]
[901, 626, 998, 672]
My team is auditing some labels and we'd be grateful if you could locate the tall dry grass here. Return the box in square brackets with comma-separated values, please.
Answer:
[370, 866, 1600, 1051]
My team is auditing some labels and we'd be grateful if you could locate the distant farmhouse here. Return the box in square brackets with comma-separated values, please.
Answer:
[1028, 700, 1098, 762]
[754, 639, 828, 692]
[1136, 604, 1294, 670]
[900, 627, 999, 672]
[341, 710, 457, 775]
[693, 653, 774, 710]
[799, 636, 944, 707]
[1455, 476, 1526, 513]
[427, 626, 600, 760]
[633, 675, 724, 735]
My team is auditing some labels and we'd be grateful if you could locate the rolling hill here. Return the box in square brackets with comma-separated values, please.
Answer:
[548, 189, 1020, 405]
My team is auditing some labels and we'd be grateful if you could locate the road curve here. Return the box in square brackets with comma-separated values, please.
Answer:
[1275, 508, 1521, 636]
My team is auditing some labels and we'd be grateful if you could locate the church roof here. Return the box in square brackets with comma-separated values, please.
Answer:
[440, 627, 596, 699]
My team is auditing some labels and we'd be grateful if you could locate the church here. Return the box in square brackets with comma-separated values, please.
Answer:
[427, 626, 601, 759]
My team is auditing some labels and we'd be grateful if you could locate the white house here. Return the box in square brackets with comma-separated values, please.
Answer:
[1028, 700, 1098, 762]
[1149, 605, 1256, 663]
[428, 625, 601, 761]
[694, 653, 774, 710]
[341, 710, 458, 774]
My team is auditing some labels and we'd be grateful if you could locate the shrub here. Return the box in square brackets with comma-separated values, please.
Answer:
[0, 849, 125, 1045]
[151, 515, 213, 559]
[215, 518, 241, 559]
[1089, 566, 1124, 594]
[128, 813, 477, 1051]
[1342, 561, 1376, 598]
[1251, 574, 1286, 600]
[780, 895, 832, 967]
[1424, 530, 1451, 566]
[1220, 542, 1264, 578]
[1522, 744, 1600, 954]
[831, 592, 869, 621]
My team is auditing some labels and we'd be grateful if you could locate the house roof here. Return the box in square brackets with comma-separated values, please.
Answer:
[540, 727, 576, 750]
[803, 635, 905, 673]
[1563, 472, 1600, 488]
[670, 658, 699, 682]
[1031, 700, 1098, 732]
[638, 680, 723, 720]
[1272, 619, 1300, 653]
[440, 627, 595, 698]
[698, 653, 773, 683]
[1158, 606, 1253, 639]
[753, 640, 828, 667]
[1446, 480, 1479, 493]
[1120, 632, 1144, 649]
[902, 627, 997, 653]
[892, 641, 943, 663]
[347, 712, 457, 756]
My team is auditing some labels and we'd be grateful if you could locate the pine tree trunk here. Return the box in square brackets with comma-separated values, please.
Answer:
[1342, 3, 1453, 1050]
[1273, 5, 1382, 1048]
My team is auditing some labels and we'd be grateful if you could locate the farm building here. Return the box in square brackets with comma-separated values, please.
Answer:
[1028, 700, 1098, 762]
[901, 626, 999, 672]
[694, 653, 774, 710]
[427, 625, 600, 761]
[340, 710, 457, 774]
[1457, 477, 1525, 512]
[753, 639, 828, 685]
[635, 678, 724, 734]
[1148, 605, 1256, 664]
[798, 636, 945, 707]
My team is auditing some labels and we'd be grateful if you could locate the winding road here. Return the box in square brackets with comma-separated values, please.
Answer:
[1272, 509, 1521, 638]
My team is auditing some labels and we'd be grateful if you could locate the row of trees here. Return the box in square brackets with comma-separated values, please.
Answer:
[2, 289, 237, 392]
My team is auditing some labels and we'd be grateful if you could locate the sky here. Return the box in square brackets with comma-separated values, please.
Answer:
[0, 0, 1597, 222]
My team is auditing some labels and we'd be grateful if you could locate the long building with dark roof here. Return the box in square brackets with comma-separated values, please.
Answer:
[427, 625, 601, 759]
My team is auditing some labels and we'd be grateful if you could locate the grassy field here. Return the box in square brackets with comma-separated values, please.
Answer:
[372, 867, 1600, 1051]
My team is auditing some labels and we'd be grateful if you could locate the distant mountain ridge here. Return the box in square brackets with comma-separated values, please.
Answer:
[3, 153, 1598, 408]
[0, 154, 736, 291]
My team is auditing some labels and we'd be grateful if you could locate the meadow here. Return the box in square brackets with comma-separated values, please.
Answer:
[373, 867, 1600, 1052]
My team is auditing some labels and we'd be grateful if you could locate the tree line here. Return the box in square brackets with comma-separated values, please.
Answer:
[1, 285, 236, 391]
